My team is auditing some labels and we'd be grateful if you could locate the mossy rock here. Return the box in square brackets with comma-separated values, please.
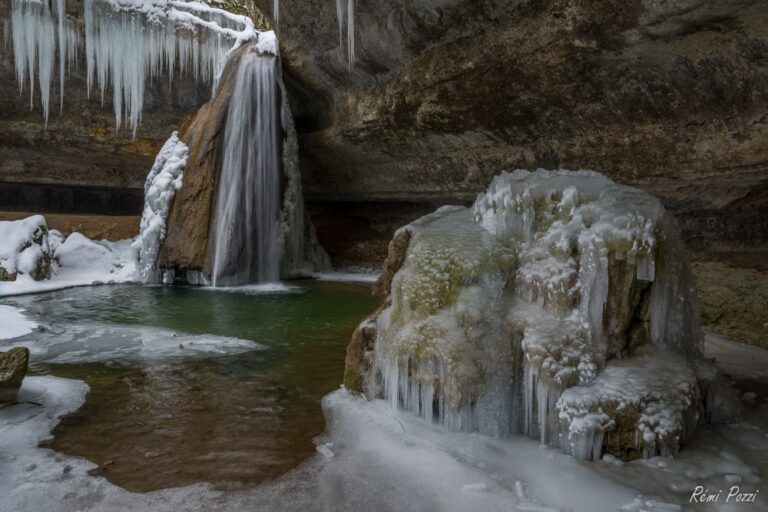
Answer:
[0, 347, 30, 403]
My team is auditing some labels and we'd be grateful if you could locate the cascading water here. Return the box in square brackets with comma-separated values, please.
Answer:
[211, 52, 281, 286]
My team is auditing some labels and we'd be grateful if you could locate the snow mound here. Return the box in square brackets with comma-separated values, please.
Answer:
[347, 169, 735, 461]
[0, 305, 38, 340]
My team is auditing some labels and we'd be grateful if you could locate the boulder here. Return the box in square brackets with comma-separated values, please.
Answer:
[0, 347, 30, 403]
[346, 169, 739, 460]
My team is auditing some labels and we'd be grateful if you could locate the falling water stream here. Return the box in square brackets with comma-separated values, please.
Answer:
[212, 52, 281, 286]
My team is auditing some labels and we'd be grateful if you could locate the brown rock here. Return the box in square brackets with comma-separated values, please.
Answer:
[0, 347, 30, 403]
[160, 45, 252, 274]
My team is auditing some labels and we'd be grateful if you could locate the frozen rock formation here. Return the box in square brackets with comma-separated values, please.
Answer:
[345, 169, 736, 460]
[132, 132, 188, 283]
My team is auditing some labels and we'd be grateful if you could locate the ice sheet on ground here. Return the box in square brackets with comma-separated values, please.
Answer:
[203, 283, 303, 295]
[313, 271, 380, 284]
[2, 324, 264, 365]
[0, 305, 38, 340]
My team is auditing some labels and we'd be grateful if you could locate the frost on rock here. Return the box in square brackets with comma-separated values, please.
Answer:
[0, 215, 52, 281]
[347, 169, 735, 461]
[132, 132, 188, 283]
[9, 0, 260, 135]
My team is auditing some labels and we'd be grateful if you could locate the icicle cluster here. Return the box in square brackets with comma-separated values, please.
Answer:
[10, 0, 80, 126]
[353, 170, 723, 461]
[9, 0, 259, 135]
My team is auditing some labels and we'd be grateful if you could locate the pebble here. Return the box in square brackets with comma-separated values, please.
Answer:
[144, 451, 160, 459]
[725, 474, 743, 483]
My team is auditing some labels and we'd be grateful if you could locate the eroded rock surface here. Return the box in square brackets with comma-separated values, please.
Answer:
[257, 0, 768, 261]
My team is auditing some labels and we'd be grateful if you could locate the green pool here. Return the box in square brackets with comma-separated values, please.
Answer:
[2, 281, 376, 492]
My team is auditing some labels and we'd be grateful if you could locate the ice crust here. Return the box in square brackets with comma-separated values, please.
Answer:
[0, 305, 38, 339]
[132, 132, 188, 283]
[3, 323, 264, 365]
[367, 169, 720, 460]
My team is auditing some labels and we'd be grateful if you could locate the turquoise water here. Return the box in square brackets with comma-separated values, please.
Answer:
[2, 281, 376, 491]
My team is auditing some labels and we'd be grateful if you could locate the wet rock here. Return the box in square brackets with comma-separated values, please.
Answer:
[0, 347, 30, 403]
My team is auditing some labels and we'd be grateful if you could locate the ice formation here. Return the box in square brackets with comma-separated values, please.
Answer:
[132, 132, 188, 283]
[211, 52, 280, 285]
[9, 0, 258, 134]
[348, 170, 731, 460]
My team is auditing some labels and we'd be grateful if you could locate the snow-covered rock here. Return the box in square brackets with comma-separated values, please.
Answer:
[0, 215, 52, 281]
[345, 169, 737, 460]
[0, 216, 136, 297]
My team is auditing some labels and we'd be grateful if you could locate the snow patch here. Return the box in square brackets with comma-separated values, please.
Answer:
[0, 305, 37, 339]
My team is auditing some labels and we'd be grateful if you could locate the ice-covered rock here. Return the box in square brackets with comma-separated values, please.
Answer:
[345, 169, 737, 460]
[132, 132, 188, 283]
[0, 215, 52, 281]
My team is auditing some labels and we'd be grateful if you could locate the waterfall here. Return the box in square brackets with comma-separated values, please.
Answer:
[211, 52, 281, 286]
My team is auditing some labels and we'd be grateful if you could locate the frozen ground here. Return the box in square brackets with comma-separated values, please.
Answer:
[0, 323, 764, 511]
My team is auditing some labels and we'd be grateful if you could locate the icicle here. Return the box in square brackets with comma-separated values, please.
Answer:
[335, 0, 345, 55]
[55, 0, 66, 113]
[273, 0, 279, 28]
[347, 0, 355, 70]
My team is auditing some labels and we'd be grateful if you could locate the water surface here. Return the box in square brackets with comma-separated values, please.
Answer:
[2, 281, 376, 492]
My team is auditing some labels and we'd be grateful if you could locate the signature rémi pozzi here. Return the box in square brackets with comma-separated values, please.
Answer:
[690, 486, 760, 504]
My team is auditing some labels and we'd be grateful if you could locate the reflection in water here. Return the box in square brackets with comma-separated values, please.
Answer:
[5, 281, 375, 492]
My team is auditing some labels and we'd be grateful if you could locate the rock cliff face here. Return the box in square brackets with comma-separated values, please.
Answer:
[256, 0, 768, 263]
